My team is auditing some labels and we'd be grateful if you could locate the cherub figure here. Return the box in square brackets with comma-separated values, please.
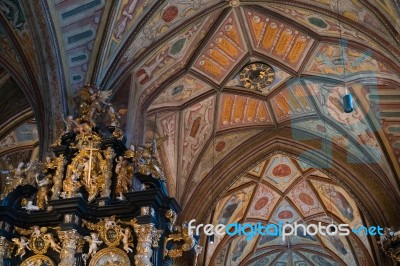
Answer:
[44, 233, 61, 253]
[84, 232, 103, 257]
[12, 236, 30, 258]
[121, 227, 133, 253]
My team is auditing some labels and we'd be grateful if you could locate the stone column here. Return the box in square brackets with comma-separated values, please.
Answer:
[58, 230, 82, 266]
[0, 236, 10, 266]
[134, 224, 156, 266]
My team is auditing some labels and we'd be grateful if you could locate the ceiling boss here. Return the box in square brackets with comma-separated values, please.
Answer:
[239, 62, 275, 92]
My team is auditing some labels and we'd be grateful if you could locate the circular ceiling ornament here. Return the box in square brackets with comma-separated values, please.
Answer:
[239, 62, 275, 91]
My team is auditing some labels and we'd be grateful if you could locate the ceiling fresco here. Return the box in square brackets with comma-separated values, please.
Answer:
[47, 0, 107, 92]
[204, 154, 374, 266]
[0, 0, 399, 265]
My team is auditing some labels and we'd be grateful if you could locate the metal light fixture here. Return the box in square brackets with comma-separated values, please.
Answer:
[343, 93, 354, 113]
[209, 234, 215, 244]
[337, 0, 354, 113]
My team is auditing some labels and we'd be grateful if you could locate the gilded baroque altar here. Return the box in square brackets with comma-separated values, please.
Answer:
[0, 85, 200, 266]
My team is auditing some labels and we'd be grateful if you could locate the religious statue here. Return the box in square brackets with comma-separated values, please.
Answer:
[2, 162, 29, 196]
[35, 174, 52, 209]
[84, 232, 103, 257]
[44, 233, 62, 253]
[107, 106, 121, 127]
[122, 227, 133, 253]
[115, 156, 132, 200]
[50, 154, 67, 200]
[61, 169, 82, 199]
[12, 236, 30, 258]
[61, 115, 78, 134]
[100, 147, 114, 197]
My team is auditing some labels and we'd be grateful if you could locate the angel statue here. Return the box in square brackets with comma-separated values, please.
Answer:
[35, 174, 53, 209]
[84, 232, 103, 257]
[61, 115, 78, 134]
[12, 236, 30, 258]
[115, 156, 132, 200]
[107, 106, 121, 127]
[86, 87, 112, 126]
[44, 233, 61, 253]
[121, 227, 133, 253]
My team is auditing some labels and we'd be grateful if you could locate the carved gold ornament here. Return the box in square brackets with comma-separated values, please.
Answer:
[89, 247, 130, 266]
[21, 254, 55, 266]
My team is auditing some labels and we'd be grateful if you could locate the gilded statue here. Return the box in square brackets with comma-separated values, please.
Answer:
[100, 147, 114, 197]
[12, 236, 30, 258]
[44, 233, 61, 253]
[35, 174, 52, 209]
[121, 227, 133, 253]
[84, 232, 103, 257]
[83, 216, 125, 247]
[136, 139, 166, 182]
[61, 168, 82, 199]
[61, 115, 78, 134]
[2, 162, 29, 196]
[50, 154, 67, 200]
[115, 156, 133, 200]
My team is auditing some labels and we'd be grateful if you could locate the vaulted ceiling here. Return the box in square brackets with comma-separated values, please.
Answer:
[0, 0, 399, 265]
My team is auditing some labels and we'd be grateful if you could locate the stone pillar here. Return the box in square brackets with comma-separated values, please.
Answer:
[0, 237, 10, 266]
[134, 224, 156, 266]
[58, 229, 82, 266]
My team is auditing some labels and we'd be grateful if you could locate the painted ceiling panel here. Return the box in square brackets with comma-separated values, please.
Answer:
[247, 183, 280, 220]
[270, 199, 302, 224]
[226, 234, 258, 265]
[106, 0, 220, 85]
[248, 252, 280, 266]
[178, 95, 215, 196]
[207, 154, 374, 265]
[262, 1, 398, 48]
[248, 160, 267, 177]
[192, 10, 248, 84]
[287, 180, 325, 217]
[0, 121, 38, 154]
[99, 0, 154, 73]
[270, 81, 315, 122]
[242, 7, 315, 71]
[365, 0, 400, 33]
[298, 251, 340, 266]
[156, 111, 179, 198]
[319, 234, 357, 265]
[214, 184, 255, 226]
[136, 13, 221, 106]
[305, 80, 397, 188]
[149, 74, 214, 110]
[363, 85, 400, 175]
[262, 155, 301, 193]
[0, 0, 38, 76]
[218, 93, 273, 130]
[229, 176, 257, 190]
[304, 43, 400, 81]
[50, 0, 106, 92]
[183, 129, 262, 207]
